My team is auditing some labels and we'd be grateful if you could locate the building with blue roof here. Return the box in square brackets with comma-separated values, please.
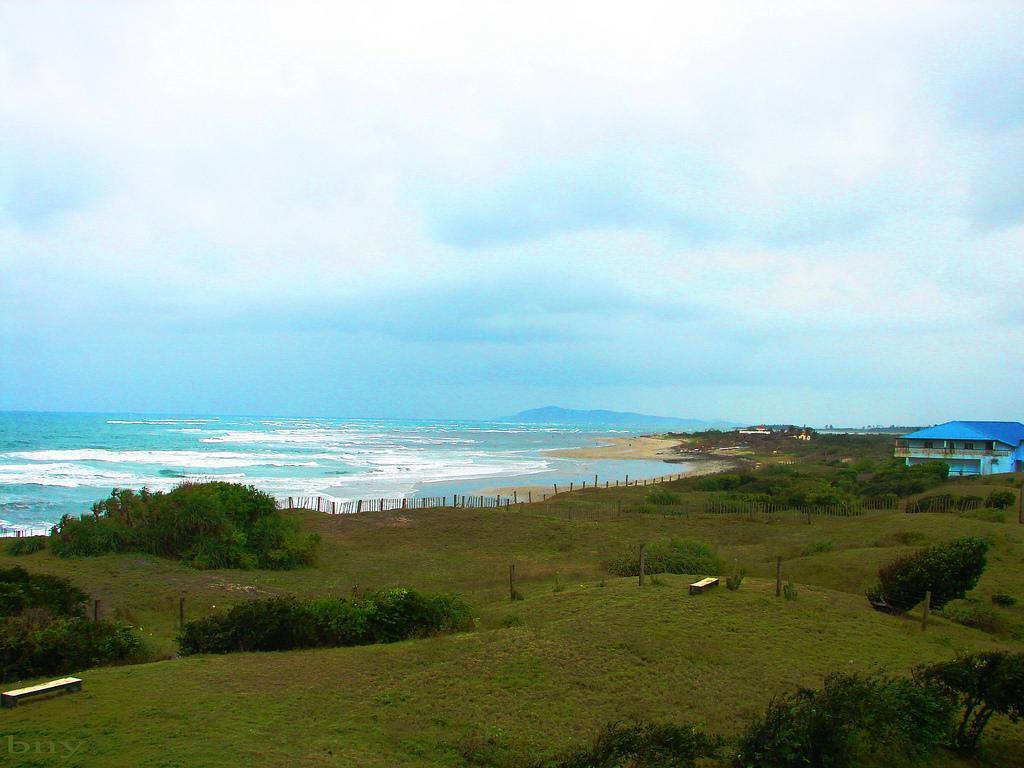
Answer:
[895, 421, 1024, 476]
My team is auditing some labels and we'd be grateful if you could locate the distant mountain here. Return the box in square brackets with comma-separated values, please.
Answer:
[509, 406, 737, 431]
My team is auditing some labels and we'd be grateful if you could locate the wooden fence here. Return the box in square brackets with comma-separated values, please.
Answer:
[905, 495, 983, 514]
[0, 526, 51, 538]
[284, 494, 516, 514]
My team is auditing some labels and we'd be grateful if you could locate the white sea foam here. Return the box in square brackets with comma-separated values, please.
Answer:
[0, 463, 146, 488]
[4, 449, 319, 469]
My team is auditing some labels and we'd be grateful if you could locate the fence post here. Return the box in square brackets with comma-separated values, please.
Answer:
[509, 563, 516, 601]
[513, 491, 517, 503]
[93, 599, 99, 622]
[775, 557, 782, 597]
[922, 590, 931, 631]
[639, 544, 646, 586]
[528, 491, 532, 504]
[570, 482, 573, 492]
[554, 484, 558, 495]
[594, 474, 598, 487]
[179, 596, 185, 629]
[288, 496, 293, 509]
[356, 500, 362, 513]
[625, 474, 629, 486]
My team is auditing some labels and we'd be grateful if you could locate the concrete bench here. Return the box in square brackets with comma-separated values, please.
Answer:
[689, 577, 719, 595]
[2, 677, 82, 708]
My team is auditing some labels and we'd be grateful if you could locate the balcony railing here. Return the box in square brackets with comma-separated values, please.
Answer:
[894, 446, 1010, 459]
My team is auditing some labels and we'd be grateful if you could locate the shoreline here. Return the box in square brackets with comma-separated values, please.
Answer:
[544, 435, 685, 461]
[474, 435, 743, 500]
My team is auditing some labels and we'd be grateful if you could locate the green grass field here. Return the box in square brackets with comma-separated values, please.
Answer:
[2, 459, 1023, 766]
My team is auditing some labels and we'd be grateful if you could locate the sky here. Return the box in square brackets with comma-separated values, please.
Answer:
[1, 1, 1022, 426]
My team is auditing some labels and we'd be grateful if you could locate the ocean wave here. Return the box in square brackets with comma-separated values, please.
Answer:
[3, 449, 320, 469]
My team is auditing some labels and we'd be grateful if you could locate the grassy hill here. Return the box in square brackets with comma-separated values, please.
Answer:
[2, 439, 1023, 766]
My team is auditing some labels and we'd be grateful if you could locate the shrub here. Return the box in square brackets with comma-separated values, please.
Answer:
[178, 589, 472, 655]
[6, 536, 47, 555]
[735, 673, 955, 768]
[726, 569, 745, 591]
[858, 460, 949, 498]
[50, 482, 319, 571]
[783, 581, 798, 601]
[541, 721, 722, 768]
[992, 593, 1017, 607]
[940, 599, 1007, 635]
[0, 616, 143, 683]
[869, 536, 989, 612]
[986, 490, 1016, 510]
[915, 652, 1024, 754]
[644, 488, 680, 506]
[605, 539, 724, 578]
[694, 474, 745, 492]
[0, 566, 87, 618]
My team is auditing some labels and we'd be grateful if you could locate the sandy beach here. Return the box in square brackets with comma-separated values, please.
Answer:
[474, 436, 740, 500]
[546, 435, 685, 461]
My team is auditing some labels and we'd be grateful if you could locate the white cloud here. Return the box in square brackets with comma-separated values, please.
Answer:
[1, 1, 1022, 422]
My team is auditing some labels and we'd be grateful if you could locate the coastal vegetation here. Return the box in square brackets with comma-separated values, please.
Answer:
[0, 433, 1021, 765]
[178, 589, 472, 654]
[49, 481, 319, 570]
[0, 566, 142, 683]
[867, 536, 990, 612]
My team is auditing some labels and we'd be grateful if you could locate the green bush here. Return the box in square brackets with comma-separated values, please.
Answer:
[858, 460, 949, 498]
[992, 593, 1017, 607]
[916, 652, 1024, 754]
[725, 569, 745, 591]
[605, 539, 724, 578]
[644, 488, 680, 506]
[693, 474, 746, 492]
[539, 721, 722, 768]
[178, 589, 472, 655]
[986, 490, 1016, 510]
[6, 536, 47, 555]
[940, 599, 1008, 635]
[0, 566, 87, 618]
[735, 673, 955, 768]
[0, 616, 142, 683]
[50, 482, 319, 571]
[869, 536, 989, 612]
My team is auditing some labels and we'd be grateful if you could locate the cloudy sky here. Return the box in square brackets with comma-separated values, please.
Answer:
[1, 2, 1021, 425]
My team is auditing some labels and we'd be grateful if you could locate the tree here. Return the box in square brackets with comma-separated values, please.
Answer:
[915, 652, 1024, 754]
[868, 537, 989, 612]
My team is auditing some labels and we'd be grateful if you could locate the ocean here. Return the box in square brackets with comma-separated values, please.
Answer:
[0, 412, 690, 532]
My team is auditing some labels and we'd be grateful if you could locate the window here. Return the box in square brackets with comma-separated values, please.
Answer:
[923, 441, 933, 448]
[963, 442, 973, 450]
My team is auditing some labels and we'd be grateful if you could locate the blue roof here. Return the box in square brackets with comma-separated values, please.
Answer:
[902, 421, 1024, 446]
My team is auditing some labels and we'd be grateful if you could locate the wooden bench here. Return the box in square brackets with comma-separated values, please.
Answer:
[689, 577, 719, 595]
[2, 677, 82, 708]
